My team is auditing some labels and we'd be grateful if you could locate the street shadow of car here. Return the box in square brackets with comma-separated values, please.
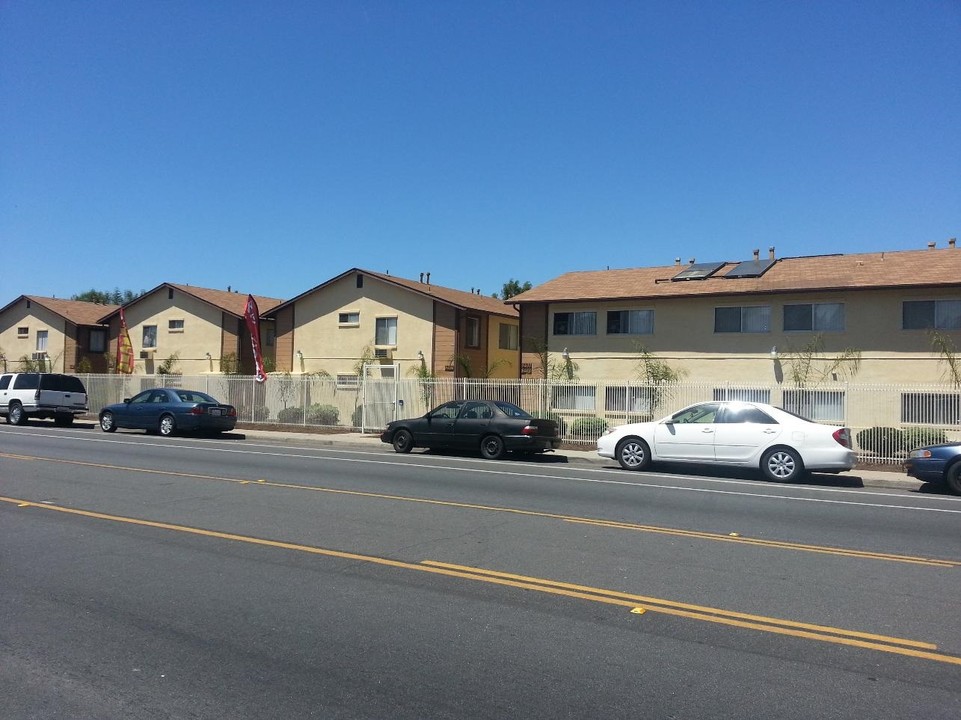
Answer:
[421, 448, 569, 463]
[612, 461, 866, 488]
[916, 482, 955, 496]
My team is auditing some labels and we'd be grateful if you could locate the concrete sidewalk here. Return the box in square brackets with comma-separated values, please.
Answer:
[235, 424, 921, 492]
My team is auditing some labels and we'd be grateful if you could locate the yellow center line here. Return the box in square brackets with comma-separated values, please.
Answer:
[3, 494, 959, 667]
[2, 452, 958, 568]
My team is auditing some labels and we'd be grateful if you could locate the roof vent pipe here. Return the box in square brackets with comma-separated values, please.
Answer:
[675, 257, 681, 267]
[688, 257, 695, 265]
[420, 273, 424, 283]
[426, 272, 431, 284]
[950, 238, 957, 249]
[768, 246, 775, 260]
[753, 248, 759, 262]
[928, 241, 937, 250]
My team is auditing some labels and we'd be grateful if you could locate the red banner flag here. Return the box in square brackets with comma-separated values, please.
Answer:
[244, 294, 267, 383]
[117, 308, 135, 374]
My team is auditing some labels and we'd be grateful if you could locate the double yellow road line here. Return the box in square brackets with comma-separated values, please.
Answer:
[3, 494, 961, 666]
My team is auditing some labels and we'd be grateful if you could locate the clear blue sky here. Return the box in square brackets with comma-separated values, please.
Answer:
[2, 1, 959, 303]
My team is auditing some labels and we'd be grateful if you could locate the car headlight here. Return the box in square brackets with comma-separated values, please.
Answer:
[908, 449, 932, 459]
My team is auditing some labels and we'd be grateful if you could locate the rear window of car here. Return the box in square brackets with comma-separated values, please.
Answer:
[493, 401, 531, 419]
[60, 375, 87, 393]
[37, 374, 87, 393]
[13, 374, 39, 390]
[0, 375, 11, 390]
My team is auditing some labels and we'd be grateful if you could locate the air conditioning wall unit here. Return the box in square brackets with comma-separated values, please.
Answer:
[373, 347, 392, 359]
[31, 352, 47, 360]
[139, 350, 151, 359]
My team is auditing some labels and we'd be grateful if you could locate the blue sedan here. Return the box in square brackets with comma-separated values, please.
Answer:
[904, 442, 961, 494]
[99, 388, 237, 436]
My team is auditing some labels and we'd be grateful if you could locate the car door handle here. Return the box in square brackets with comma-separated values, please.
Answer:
[701, 428, 714, 434]
[763, 428, 778, 434]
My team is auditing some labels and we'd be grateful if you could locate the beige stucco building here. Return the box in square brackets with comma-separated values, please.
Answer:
[267, 269, 521, 381]
[0, 296, 117, 373]
[97, 284, 284, 376]
[513, 245, 961, 386]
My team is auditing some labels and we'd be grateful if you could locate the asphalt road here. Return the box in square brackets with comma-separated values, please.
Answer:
[2, 424, 960, 719]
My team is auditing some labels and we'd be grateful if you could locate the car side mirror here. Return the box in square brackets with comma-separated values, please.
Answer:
[123, 398, 131, 404]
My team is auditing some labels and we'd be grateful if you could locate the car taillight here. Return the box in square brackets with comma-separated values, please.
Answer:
[190, 407, 204, 415]
[832, 428, 852, 448]
[522, 424, 538, 436]
[227, 407, 236, 417]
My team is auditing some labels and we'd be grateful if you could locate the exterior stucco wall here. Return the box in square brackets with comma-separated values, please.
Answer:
[487, 316, 520, 379]
[538, 286, 961, 384]
[118, 290, 229, 375]
[0, 299, 68, 372]
[289, 273, 436, 377]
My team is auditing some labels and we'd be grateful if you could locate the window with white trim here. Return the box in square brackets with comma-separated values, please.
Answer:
[17, 326, 28, 338]
[714, 306, 771, 333]
[607, 309, 654, 335]
[782, 389, 845, 422]
[553, 311, 596, 336]
[552, 385, 596, 410]
[903, 300, 961, 330]
[498, 323, 519, 350]
[375, 317, 397, 346]
[783, 303, 844, 332]
[36, 330, 48, 352]
[168, 319, 184, 332]
[713, 387, 772, 404]
[901, 393, 960, 425]
[143, 325, 158, 348]
[336, 373, 360, 389]
[338, 312, 360, 326]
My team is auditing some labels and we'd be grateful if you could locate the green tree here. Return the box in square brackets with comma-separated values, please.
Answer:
[493, 279, 533, 300]
[71, 288, 145, 304]
[778, 334, 861, 388]
[931, 331, 961, 387]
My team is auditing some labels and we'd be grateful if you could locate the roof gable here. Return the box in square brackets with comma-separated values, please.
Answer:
[97, 283, 284, 323]
[268, 269, 518, 318]
[0, 295, 119, 326]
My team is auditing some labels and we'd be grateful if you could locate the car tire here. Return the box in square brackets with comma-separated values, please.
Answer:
[392, 429, 414, 454]
[7, 402, 26, 425]
[99, 411, 117, 433]
[615, 437, 651, 471]
[946, 461, 961, 495]
[761, 447, 804, 482]
[158, 414, 176, 437]
[480, 434, 505, 460]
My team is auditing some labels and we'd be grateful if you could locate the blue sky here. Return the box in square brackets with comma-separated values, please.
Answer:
[2, 1, 959, 303]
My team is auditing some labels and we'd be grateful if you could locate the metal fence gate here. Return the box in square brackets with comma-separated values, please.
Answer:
[360, 363, 400, 433]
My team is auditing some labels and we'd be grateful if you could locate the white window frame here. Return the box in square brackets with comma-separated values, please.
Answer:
[552, 385, 596, 410]
[375, 317, 397, 346]
[336, 373, 360, 390]
[553, 311, 597, 336]
[782, 389, 846, 422]
[338, 311, 360, 327]
[36, 329, 48, 352]
[17, 326, 28, 338]
[168, 319, 185, 333]
[143, 325, 158, 349]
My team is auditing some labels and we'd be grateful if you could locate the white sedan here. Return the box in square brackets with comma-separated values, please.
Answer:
[596, 401, 857, 482]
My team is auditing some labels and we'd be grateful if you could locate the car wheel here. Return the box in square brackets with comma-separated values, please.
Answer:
[761, 447, 804, 482]
[158, 414, 176, 437]
[616, 437, 651, 471]
[480, 434, 505, 460]
[946, 461, 961, 495]
[7, 402, 26, 425]
[99, 411, 117, 433]
[392, 429, 414, 454]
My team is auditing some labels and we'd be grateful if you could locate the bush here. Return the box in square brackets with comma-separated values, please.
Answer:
[570, 416, 609, 437]
[902, 427, 947, 451]
[856, 426, 904, 456]
[276, 406, 305, 424]
[237, 405, 270, 422]
[306, 404, 339, 426]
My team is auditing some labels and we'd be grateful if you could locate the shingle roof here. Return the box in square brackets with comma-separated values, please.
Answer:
[97, 284, 285, 323]
[268, 269, 518, 318]
[0, 296, 120, 326]
[510, 248, 961, 304]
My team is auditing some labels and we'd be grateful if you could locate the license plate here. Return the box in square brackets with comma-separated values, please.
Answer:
[209, 408, 222, 416]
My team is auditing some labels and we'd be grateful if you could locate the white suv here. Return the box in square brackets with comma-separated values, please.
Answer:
[0, 373, 89, 426]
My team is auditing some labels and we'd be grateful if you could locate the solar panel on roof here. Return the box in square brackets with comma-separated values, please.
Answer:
[671, 261, 725, 281]
[724, 258, 775, 279]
